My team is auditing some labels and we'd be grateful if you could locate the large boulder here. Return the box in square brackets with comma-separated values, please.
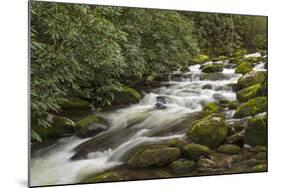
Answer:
[32, 115, 75, 141]
[235, 62, 253, 74]
[234, 97, 267, 118]
[169, 160, 196, 174]
[190, 54, 209, 65]
[244, 115, 267, 146]
[127, 145, 180, 168]
[202, 64, 223, 73]
[217, 144, 241, 155]
[113, 86, 141, 105]
[75, 115, 109, 138]
[187, 114, 228, 148]
[237, 71, 266, 90]
[237, 84, 260, 102]
[183, 143, 211, 160]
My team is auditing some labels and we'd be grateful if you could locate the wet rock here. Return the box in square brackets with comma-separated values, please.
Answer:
[237, 84, 260, 102]
[190, 54, 209, 65]
[235, 62, 253, 74]
[59, 98, 91, 110]
[250, 145, 267, 153]
[127, 145, 180, 168]
[228, 100, 240, 110]
[155, 102, 167, 110]
[232, 49, 248, 58]
[234, 97, 267, 118]
[226, 133, 244, 145]
[218, 99, 230, 108]
[156, 96, 170, 104]
[201, 102, 220, 116]
[202, 64, 224, 73]
[217, 144, 241, 155]
[213, 93, 225, 100]
[255, 152, 267, 160]
[237, 71, 266, 90]
[252, 164, 267, 172]
[169, 160, 196, 174]
[187, 114, 228, 148]
[256, 77, 267, 96]
[113, 86, 141, 105]
[244, 115, 267, 146]
[82, 171, 125, 183]
[197, 158, 216, 168]
[183, 143, 211, 160]
[75, 115, 108, 138]
[169, 138, 187, 153]
[202, 84, 212, 90]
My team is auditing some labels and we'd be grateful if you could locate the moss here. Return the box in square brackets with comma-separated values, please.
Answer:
[169, 138, 186, 152]
[252, 164, 267, 172]
[169, 160, 196, 174]
[76, 115, 102, 128]
[218, 99, 230, 108]
[201, 102, 220, 116]
[187, 114, 228, 148]
[127, 145, 180, 167]
[257, 77, 267, 96]
[234, 97, 267, 118]
[244, 115, 267, 146]
[241, 56, 263, 63]
[190, 54, 209, 65]
[83, 171, 123, 183]
[202, 64, 223, 73]
[255, 152, 267, 160]
[237, 71, 266, 90]
[235, 62, 253, 74]
[32, 115, 75, 140]
[114, 86, 141, 105]
[183, 143, 211, 160]
[228, 100, 240, 110]
[237, 84, 260, 102]
[229, 57, 240, 64]
[232, 49, 247, 58]
[217, 144, 241, 155]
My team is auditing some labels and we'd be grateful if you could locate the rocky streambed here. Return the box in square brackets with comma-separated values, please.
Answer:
[30, 51, 268, 186]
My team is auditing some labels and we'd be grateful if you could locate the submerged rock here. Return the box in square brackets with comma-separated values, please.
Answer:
[187, 114, 228, 148]
[202, 64, 223, 73]
[237, 84, 260, 102]
[217, 144, 241, 155]
[183, 143, 210, 160]
[234, 97, 267, 118]
[75, 115, 108, 138]
[244, 115, 267, 146]
[127, 145, 180, 168]
[235, 62, 253, 74]
[237, 71, 266, 90]
[169, 159, 196, 174]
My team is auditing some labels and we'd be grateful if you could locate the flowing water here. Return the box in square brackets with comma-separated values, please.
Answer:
[30, 55, 266, 186]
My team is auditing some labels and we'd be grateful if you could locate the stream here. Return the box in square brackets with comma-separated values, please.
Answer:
[30, 54, 266, 186]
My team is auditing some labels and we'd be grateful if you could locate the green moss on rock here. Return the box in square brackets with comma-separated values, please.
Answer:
[244, 115, 267, 146]
[235, 62, 253, 74]
[75, 115, 108, 138]
[202, 64, 223, 73]
[201, 102, 220, 116]
[190, 54, 209, 65]
[217, 144, 241, 155]
[183, 143, 211, 160]
[83, 171, 123, 183]
[232, 49, 247, 58]
[252, 164, 267, 172]
[59, 98, 90, 110]
[187, 114, 228, 148]
[237, 84, 260, 102]
[234, 97, 267, 118]
[169, 160, 196, 174]
[114, 86, 141, 105]
[169, 138, 186, 152]
[237, 71, 266, 90]
[228, 100, 240, 110]
[127, 145, 180, 167]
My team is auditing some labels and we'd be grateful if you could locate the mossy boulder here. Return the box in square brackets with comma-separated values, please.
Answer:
[201, 102, 220, 116]
[169, 160, 196, 174]
[32, 115, 75, 140]
[127, 145, 180, 167]
[75, 115, 108, 138]
[237, 84, 260, 102]
[190, 54, 209, 65]
[228, 100, 240, 110]
[255, 152, 267, 160]
[59, 98, 90, 110]
[169, 138, 186, 152]
[217, 144, 241, 155]
[83, 171, 124, 183]
[218, 99, 231, 108]
[187, 114, 228, 148]
[183, 143, 211, 160]
[242, 56, 263, 64]
[232, 49, 247, 58]
[237, 71, 266, 90]
[244, 115, 267, 146]
[252, 164, 267, 172]
[256, 77, 267, 96]
[235, 62, 253, 74]
[114, 86, 141, 105]
[202, 64, 223, 73]
[234, 97, 267, 118]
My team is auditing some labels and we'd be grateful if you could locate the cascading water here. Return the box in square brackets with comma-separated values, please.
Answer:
[30, 53, 265, 186]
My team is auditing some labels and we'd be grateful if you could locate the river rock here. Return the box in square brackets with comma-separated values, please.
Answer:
[201, 102, 220, 116]
[75, 115, 109, 138]
[228, 100, 240, 110]
[190, 54, 209, 65]
[256, 77, 267, 96]
[187, 114, 228, 148]
[217, 144, 241, 155]
[169, 159, 196, 174]
[244, 115, 267, 146]
[127, 145, 180, 168]
[183, 143, 211, 160]
[113, 86, 141, 105]
[252, 164, 267, 172]
[169, 138, 187, 152]
[202, 64, 223, 73]
[59, 98, 91, 110]
[225, 133, 244, 145]
[255, 152, 267, 160]
[83, 171, 125, 183]
[197, 158, 216, 168]
[202, 84, 213, 90]
[232, 49, 248, 58]
[235, 62, 253, 74]
[237, 71, 266, 90]
[234, 97, 267, 118]
[237, 84, 260, 102]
